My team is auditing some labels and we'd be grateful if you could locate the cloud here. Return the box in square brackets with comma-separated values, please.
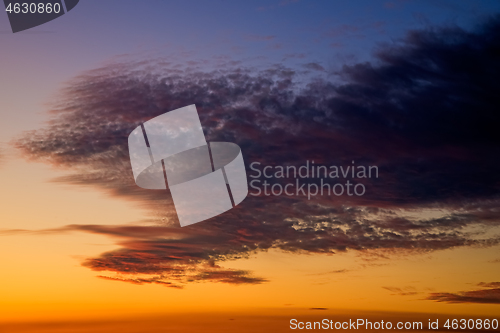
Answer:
[478, 282, 500, 288]
[0, 224, 268, 287]
[11, 16, 500, 287]
[96, 268, 266, 288]
[302, 62, 325, 71]
[307, 269, 349, 276]
[97, 275, 184, 288]
[383, 286, 420, 296]
[427, 282, 500, 304]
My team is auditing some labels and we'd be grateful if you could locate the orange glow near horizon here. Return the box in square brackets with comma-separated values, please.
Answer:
[0, 156, 498, 328]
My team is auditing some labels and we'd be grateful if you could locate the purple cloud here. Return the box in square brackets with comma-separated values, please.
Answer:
[427, 282, 500, 304]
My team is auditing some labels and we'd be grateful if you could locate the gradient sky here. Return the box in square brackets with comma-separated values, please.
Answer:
[1, 1, 500, 332]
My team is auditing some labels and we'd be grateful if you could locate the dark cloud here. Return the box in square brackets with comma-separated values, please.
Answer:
[97, 275, 184, 288]
[0, 224, 267, 287]
[427, 282, 500, 304]
[96, 268, 265, 288]
[12, 16, 500, 287]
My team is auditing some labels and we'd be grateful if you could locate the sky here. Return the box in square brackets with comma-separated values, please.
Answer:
[0, 1, 500, 332]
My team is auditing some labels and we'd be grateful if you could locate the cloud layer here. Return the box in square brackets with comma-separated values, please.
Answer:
[13, 16, 500, 287]
[427, 282, 500, 304]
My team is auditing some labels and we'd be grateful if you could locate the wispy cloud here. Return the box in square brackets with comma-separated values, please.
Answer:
[307, 269, 349, 276]
[383, 286, 420, 296]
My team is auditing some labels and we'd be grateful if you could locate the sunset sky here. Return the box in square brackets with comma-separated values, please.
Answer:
[0, 1, 500, 332]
